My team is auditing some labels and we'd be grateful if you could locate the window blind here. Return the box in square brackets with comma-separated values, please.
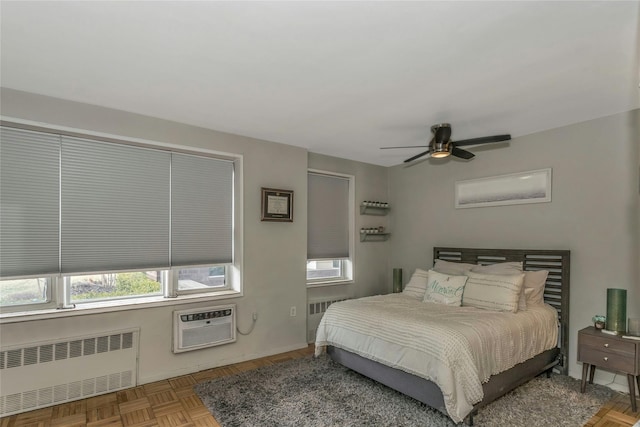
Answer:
[307, 172, 350, 259]
[0, 128, 60, 277]
[171, 153, 233, 265]
[60, 136, 171, 273]
[1, 126, 236, 278]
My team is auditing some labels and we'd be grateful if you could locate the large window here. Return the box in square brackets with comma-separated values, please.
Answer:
[0, 126, 241, 313]
[307, 170, 354, 285]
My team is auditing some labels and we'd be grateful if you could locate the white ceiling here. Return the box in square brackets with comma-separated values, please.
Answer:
[1, 1, 638, 166]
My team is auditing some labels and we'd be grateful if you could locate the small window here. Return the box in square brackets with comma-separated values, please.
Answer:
[306, 260, 345, 281]
[0, 277, 50, 306]
[307, 170, 354, 286]
[68, 271, 164, 303]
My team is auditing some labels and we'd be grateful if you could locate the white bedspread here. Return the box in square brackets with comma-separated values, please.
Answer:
[314, 293, 558, 423]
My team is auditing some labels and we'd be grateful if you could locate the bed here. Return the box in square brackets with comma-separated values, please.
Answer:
[315, 247, 570, 425]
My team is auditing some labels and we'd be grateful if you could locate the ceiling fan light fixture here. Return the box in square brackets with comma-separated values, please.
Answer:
[430, 140, 451, 158]
[431, 150, 451, 158]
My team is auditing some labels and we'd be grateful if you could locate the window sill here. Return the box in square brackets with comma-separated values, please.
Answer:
[306, 279, 353, 288]
[0, 289, 242, 324]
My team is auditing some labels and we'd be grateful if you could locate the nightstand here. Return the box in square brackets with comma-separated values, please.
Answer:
[578, 326, 640, 412]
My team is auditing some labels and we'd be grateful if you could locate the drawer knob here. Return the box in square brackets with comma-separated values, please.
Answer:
[604, 343, 609, 348]
[603, 357, 608, 362]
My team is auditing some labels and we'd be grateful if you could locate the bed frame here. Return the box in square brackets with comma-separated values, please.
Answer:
[327, 247, 570, 425]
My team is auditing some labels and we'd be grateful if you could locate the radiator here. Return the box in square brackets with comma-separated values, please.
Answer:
[307, 298, 348, 343]
[0, 329, 139, 417]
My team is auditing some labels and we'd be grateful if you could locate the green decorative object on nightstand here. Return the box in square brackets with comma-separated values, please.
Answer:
[393, 268, 403, 293]
[605, 288, 627, 334]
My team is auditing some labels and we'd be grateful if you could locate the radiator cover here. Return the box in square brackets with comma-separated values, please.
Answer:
[0, 328, 139, 417]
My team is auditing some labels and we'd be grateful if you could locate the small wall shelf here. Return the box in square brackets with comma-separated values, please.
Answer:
[360, 233, 390, 242]
[360, 205, 390, 215]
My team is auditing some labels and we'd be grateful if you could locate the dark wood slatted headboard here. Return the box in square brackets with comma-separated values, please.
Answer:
[433, 247, 570, 375]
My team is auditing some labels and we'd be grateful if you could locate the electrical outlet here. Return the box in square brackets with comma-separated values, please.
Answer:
[252, 312, 258, 321]
[290, 306, 296, 317]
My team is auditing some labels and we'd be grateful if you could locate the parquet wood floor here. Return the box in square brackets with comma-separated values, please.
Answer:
[1, 344, 638, 427]
[584, 391, 640, 427]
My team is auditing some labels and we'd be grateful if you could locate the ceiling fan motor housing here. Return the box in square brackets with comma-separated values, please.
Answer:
[431, 123, 452, 157]
[430, 123, 452, 133]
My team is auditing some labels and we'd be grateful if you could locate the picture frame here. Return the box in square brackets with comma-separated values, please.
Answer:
[455, 168, 552, 209]
[261, 187, 294, 222]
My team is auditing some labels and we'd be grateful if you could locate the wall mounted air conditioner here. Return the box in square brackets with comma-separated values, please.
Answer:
[172, 304, 236, 353]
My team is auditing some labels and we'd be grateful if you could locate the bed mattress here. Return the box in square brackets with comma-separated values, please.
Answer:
[314, 293, 558, 422]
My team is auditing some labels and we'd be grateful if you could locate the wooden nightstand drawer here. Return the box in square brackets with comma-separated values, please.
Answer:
[579, 333, 635, 355]
[579, 346, 636, 373]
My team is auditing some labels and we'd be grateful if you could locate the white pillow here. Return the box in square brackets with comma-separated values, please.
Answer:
[523, 270, 549, 306]
[402, 268, 429, 299]
[472, 262, 526, 311]
[433, 259, 476, 276]
[462, 271, 525, 313]
[423, 270, 468, 306]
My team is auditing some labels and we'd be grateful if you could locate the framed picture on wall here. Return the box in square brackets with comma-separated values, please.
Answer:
[261, 187, 294, 222]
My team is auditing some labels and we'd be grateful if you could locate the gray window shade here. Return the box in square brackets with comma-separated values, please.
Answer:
[61, 136, 171, 273]
[307, 173, 350, 259]
[171, 153, 233, 265]
[0, 128, 60, 277]
[1, 126, 235, 278]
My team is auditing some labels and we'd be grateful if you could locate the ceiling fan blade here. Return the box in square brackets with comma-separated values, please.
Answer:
[380, 145, 429, 150]
[454, 134, 511, 146]
[404, 149, 431, 163]
[451, 147, 475, 160]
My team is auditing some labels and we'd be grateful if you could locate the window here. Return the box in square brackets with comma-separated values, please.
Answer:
[307, 171, 354, 285]
[306, 259, 346, 281]
[177, 265, 227, 292]
[0, 277, 52, 307]
[0, 126, 242, 314]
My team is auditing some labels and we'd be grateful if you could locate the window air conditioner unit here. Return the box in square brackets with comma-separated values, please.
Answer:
[172, 304, 236, 353]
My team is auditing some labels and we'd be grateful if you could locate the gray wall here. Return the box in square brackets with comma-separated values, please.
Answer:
[388, 109, 639, 391]
[0, 88, 314, 382]
[0, 88, 391, 384]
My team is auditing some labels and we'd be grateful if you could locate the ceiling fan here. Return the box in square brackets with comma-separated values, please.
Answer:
[381, 123, 511, 163]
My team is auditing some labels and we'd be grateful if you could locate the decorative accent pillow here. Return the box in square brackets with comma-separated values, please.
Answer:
[462, 271, 525, 313]
[523, 270, 549, 306]
[423, 270, 468, 306]
[433, 259, 476, 276]
[518, 288, 534, 311]
[471, 261, 523, 275]
[402, 268, 429, 299]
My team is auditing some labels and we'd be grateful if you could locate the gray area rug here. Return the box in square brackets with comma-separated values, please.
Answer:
[194, 355, 613, 427]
